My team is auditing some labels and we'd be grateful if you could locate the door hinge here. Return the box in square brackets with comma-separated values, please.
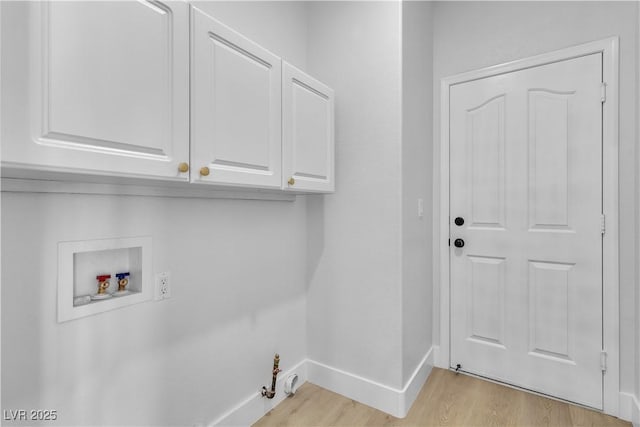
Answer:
[448, 238, 451, 247]
[601, 82, 607, 103]
[601, 214, 606, 235]
[600, 350, 607, 373]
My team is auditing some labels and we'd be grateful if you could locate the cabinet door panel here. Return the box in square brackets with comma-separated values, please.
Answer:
[282, 62, 334, 193]
[191, 7, 281, 188]
[1, 1, 190, 180]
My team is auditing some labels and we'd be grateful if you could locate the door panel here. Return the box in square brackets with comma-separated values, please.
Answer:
[210, 35, 272, 170]
[467, 255, 506, 347]
[450, 53, 603, 409]
[467, 95, 506, 227]
[282, 62, 335, 193]
[191, 7, 281, 188]
[48, 1, 171, 152]
[528, 90, 573, 229]
[528, 260, 574, 361]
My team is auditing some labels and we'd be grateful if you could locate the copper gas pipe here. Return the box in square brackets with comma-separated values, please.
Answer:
[261, 353, 282, 399]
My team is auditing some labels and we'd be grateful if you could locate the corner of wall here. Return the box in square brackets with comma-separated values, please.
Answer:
[619, 392, 640, 426]
[400, 0, 435, 385]
[306, 346, 435, 419]
[398, 347, 435, 417]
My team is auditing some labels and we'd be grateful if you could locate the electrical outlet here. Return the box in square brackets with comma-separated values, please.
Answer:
[155, 272, 171, 300]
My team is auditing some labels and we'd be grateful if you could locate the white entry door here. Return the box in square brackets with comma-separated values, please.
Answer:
[449, 53, 603, 409]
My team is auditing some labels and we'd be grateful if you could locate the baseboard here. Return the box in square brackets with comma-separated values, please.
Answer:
[619, 392, 640, 426]
[306, 346, 434, 418]
[210, 348, 434, 425]
[210, 359, 307, 426]
[399, 347, 435, 417]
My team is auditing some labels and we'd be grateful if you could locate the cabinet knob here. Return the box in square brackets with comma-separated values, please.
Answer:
[288, 177, 295, 186]
[200, 166, 210, 177]
[178, 162, 189, 173]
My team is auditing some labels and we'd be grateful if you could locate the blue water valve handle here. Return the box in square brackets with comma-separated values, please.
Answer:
[115, 272, 131, 293]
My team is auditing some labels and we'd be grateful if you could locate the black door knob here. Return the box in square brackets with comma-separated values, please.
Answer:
[454, 238, 465, 248]
[454, 217, 464, 226]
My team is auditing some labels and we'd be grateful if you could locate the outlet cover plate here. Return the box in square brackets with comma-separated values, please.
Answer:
[155, 272, 171, 300]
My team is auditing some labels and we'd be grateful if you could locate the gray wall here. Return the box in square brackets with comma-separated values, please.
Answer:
[432, 0, 639, 395]
[1, 2, 310, 425]
[306, 1, 405, 388]
[305, 0, 437, 392]
[401, 1, 434, 385]
[2, 1, 638, 424]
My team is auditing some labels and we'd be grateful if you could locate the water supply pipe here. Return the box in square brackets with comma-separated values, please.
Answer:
[261, 353, 281, 399]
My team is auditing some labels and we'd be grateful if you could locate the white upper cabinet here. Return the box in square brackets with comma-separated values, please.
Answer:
[1, 1, 190, 180]
[190, 7, 282, 189]
[2, 3, 334, 194]
[282, 62, 335, 193]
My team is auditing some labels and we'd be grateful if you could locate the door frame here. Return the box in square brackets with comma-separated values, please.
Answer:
[437, 37, 620, 416]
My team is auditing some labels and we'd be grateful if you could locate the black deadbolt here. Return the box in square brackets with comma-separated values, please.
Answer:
[454, 217, 464, 226]
[454, 238, 465, 248]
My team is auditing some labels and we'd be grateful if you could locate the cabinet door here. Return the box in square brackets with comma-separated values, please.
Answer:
[282, 62, 334, 193]
[190, 7, 282, 189]
[1, 1, 190, 180]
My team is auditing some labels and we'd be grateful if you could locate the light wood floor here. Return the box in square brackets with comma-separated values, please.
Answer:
[253, 368, 630, 426]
